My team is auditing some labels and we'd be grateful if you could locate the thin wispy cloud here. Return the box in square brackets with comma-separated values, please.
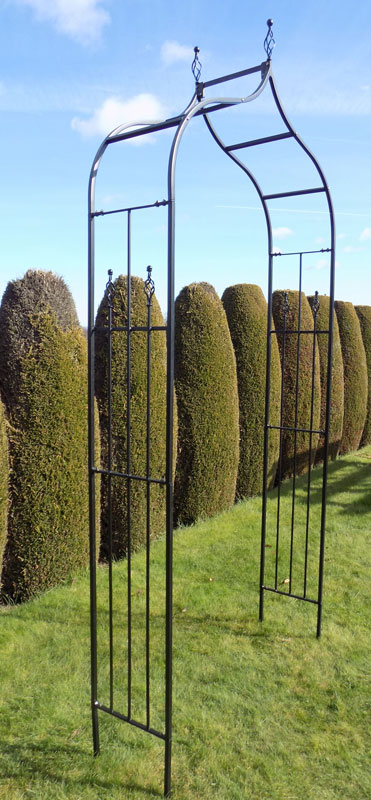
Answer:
[12, 0, 110, 46]
[161, 40, 194, 65]
[360, 227, 371, 241]
[71, 94, 166, 138]
[343, 245, 363, 253]
[272, 226, 293, 239]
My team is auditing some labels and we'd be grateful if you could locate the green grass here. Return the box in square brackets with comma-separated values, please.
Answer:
[0, 448, 370, 799]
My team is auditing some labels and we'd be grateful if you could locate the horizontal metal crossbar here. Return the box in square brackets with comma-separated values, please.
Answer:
[91, 199, 169, 218]
[202, 62, 264, 87]
[95, 703, 166, 741]
[226, 132, 293, 151]
[271, 329, 330, 335]
[267, 424, 325, 435]
[263, 187, 325, 200]
[262, 587, 319, 605]
[93, 467, 166, 485]
[272, 248, 331, 257]
[93, 325, 167, 333]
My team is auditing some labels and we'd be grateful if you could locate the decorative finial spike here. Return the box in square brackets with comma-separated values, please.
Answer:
[264, 18, 275, 60]
[144, 264, 155, 306]
[105, 269, 115, 308]
[191, 46, 202, 83]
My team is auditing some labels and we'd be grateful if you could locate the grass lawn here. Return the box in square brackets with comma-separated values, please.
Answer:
[0, 447, 370, 799]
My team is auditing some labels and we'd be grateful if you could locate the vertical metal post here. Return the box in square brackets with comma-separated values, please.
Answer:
[88, 186, 100, 757]
[259, 247, 273, 622]
[317, 207, 335, 638]
[164, 140, 177, 798]
[106, 270, 114, 711]
[274, 292, 289, 591]
[127, 210, 132, 715]
[144, 265, 155, 730]
[304, 291, 319, 597]
[289, 258, 303, 594]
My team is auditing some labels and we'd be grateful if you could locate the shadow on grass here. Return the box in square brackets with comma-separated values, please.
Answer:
[273, 456, 371, 515]
[0, 740, 162, 797]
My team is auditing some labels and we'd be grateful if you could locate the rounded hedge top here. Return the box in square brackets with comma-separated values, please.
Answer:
[174, 282, 239, 524]
[272, 290, 321, 478]
[308, 294, 344, 461]
[95, 274, 169, 558]
[222, 283, 281, 496]
[335, 300, 367, 454]
[355, 305, 371, 447]
[0, 269, 79, 412]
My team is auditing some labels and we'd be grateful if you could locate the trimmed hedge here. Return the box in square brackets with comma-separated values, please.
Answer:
[272, 290, 321, 478]
[0, 270, 97, 601]
[308, 295, 344, 461]
[222, 283, 281, 496]
[355, 306, 371, 447]
[0, 399, 8, 583]
[335, 301, 367, 455]
[0, 269, 79, 412]
[95, 274, 171, 559]
[174, 282, 239, 524]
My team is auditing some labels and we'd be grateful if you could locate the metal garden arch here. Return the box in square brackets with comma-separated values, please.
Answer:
[88, 21, 335, 797]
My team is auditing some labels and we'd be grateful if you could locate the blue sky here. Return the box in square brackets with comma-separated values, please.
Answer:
[0, 0, 370, 324]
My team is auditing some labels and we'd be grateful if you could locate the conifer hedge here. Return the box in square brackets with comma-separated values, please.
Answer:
[308, 295, 344, 461]
[174, 282, 239, 524]
[222, 283, 281, 496]
[0, 270, 97, 601]
[95, 274, 170, 558]
[335, 301, 367, 454]
[0, 400, 8, 583]
[272, 290, 321, 478]
[355, 305, 371, 446]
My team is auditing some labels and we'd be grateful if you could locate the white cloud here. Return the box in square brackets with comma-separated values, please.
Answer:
[337, 233, 346, 239]
[71, 94, 166, 138]
[343, 245, 363, 253]
[360, 227, 371, 241]
[272, 226, 293, 239]
[14, 0, 110, 46]
[272, 246, 282, 254]
[161, 40, 194, 65]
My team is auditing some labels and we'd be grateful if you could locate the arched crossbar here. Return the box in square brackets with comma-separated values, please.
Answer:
[88, 27, 335, 796]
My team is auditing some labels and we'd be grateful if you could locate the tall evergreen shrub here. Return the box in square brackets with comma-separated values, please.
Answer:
[222, 284, 281, 496]
[308, 294, 344, 461]
[0, 400, 9, 583]
[174, 282, 239, 525]
[0, 270, 97, 601]
[95, 274, 170, 558]
[335, 301, 367, 454]
[272, 290, 321, 478]
[355, 305, 371, 446]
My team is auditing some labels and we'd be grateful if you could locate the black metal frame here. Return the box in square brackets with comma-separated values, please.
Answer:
[88, 22, 335, 796]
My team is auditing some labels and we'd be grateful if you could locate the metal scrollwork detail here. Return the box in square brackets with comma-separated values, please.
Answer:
[282, 291, 290, 316]
[311, 290, 320, 317]
[264, 19, 275, 60]
[105, 269, 115, 308]
[144, 265, 155, 305]
[191, 46, 202, 83]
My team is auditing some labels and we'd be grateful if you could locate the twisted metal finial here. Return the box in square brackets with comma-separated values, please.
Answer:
[144, 265, 155, 306]
[191, 46, 202, 82]
[311, 291, 320, 317]
[105, 269, 115, 308]
[282, 291, 290, 316]
[264, 19, 275, 60]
